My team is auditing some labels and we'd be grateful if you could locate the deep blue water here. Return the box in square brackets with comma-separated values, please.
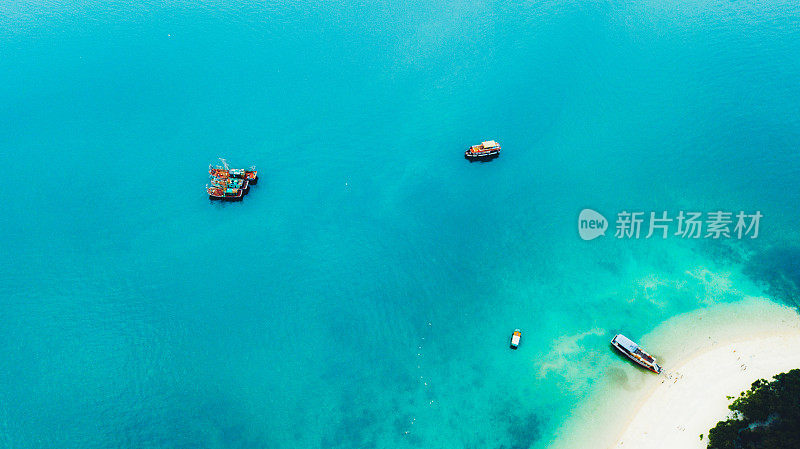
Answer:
[1, 1, 800, 448]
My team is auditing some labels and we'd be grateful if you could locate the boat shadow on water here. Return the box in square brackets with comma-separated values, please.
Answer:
[605, 362, 654, 393]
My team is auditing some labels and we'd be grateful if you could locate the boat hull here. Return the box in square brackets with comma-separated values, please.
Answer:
[465, 150, 500, 161]
[209, 191, 244, 202]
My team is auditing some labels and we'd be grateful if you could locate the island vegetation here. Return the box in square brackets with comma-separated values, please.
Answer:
[707, 369, 800, 449]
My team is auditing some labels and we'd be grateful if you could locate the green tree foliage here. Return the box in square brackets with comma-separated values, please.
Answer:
[707, 369, 800, 449]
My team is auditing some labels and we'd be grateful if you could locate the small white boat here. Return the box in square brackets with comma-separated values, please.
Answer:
[611, 334, 662, 373]
[510, 329, 521, 349]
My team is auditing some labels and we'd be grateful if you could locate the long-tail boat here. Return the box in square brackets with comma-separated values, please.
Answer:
[611, 334, 662, 374]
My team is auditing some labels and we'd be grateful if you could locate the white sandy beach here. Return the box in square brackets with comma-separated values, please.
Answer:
[613, 332, 800, 449]
[547, 297, 800, 449]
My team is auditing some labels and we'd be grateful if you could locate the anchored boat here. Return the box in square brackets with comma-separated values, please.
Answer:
[207, 185, 244, 201]
[209, 159, 258, 185]
[510, 329, 521, 349]
[206, 158, 258, 202]
[228, 167, 258, 185]
[465, 140, 501, 160]
[211, 176, 249, 194]
[611, 334, 662, 374]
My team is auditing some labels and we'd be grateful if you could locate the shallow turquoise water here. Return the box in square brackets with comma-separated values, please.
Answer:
[1, 1, 800, 448]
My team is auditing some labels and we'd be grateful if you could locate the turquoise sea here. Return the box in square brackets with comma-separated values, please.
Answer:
[2, 1, 800, 448]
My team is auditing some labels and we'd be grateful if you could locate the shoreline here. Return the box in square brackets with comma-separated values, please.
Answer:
[546, 297, 800, 449]
[614, 332, 800, 449]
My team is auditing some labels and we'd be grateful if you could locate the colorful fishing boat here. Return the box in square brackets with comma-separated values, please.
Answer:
[206, 159, 257, 201]
[207, 185, 244, 201]
[611, 334, 662, 374]
[209, 159, 258, 184]
[228, 167, 258, 185]
[465, 140, 501, 160]
[210, 176, 249, 194]
[209, 167, 230, 179]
